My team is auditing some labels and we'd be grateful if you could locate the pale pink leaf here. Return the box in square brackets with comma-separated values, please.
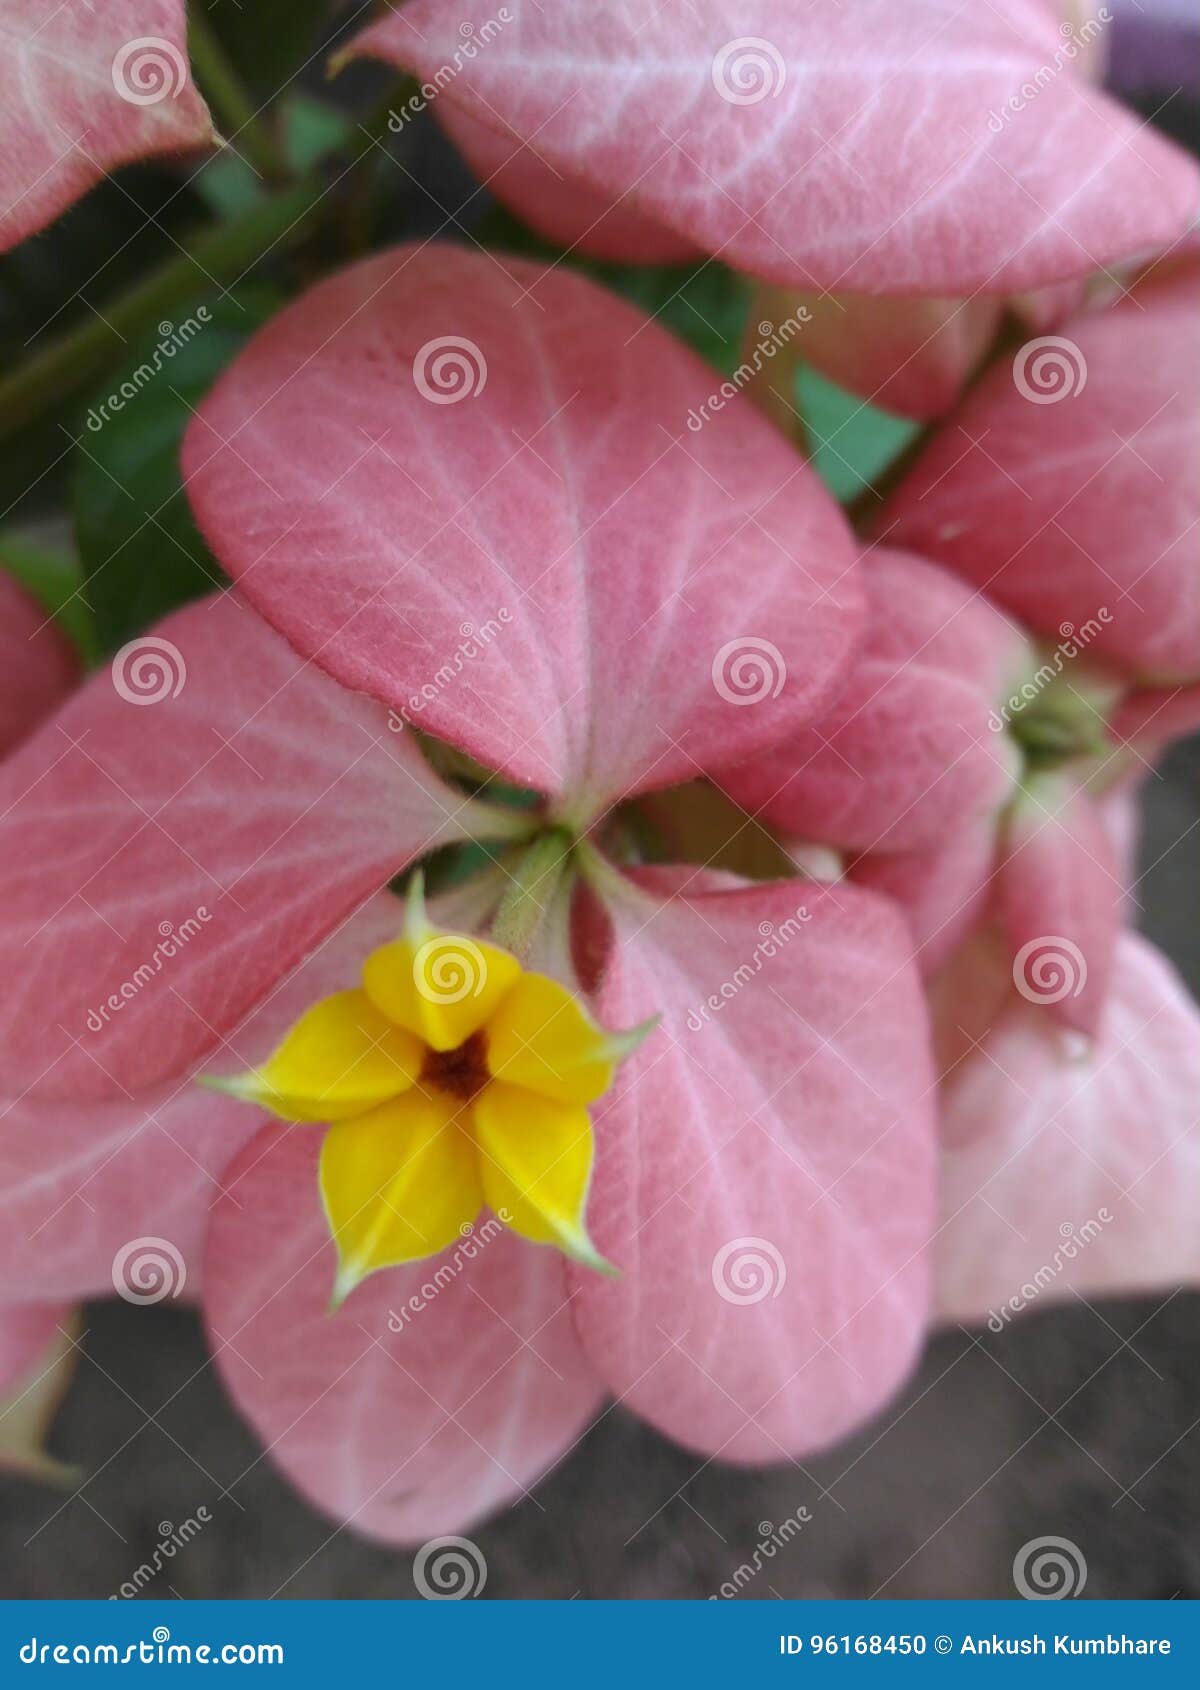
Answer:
[0, 1, 213, 253]
[184, 244, 861, 815]
[934, 932, 1200, 1324]
[204, 1124, 602, 1546]
[0, 594, 481, 1101]
[347, 0, 1200, 294]
[569, 868, 937, 1462]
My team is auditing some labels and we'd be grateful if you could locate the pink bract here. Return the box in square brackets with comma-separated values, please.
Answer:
[182, 243, 862, 819]
[0, 572, 77, 757]
[932, 931, 1200, 1322]
[0, 1, 212, 254]
[347, 0, 1200, 295]
[881, 262, 1200, 682]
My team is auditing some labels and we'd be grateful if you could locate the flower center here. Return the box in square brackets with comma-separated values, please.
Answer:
[421, 1029, 490, 1102]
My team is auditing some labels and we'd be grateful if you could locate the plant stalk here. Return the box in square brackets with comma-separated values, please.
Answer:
[490, 829, 575, 962]
[187, 12, 287, 182]
[0, 176, 327, 443]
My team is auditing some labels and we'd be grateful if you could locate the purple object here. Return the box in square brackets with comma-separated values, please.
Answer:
[1108, 0, 1200, 98]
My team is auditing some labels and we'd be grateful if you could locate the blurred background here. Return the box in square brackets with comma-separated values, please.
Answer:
[1, 1, 1197, 1599]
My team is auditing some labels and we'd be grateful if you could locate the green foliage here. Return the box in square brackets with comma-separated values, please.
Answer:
[597, 261, 750, 374]
[194, 95, 353, 221]
[797, 367, 921, 504]
[0, 535, 97, 663]
[71, 289, 279, 653]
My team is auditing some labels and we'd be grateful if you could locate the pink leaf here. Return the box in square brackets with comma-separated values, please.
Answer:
[794, 294, 1004, 421]
[717, 549, 1026, 854]
[204, 1124, 601, 1546]
[0, 1, 213, 254]
[434, 100, 700, 265]
[0, 893, 416, 1302]
[880, 263, 1200, 681]
[0, 1301, 71, 1393]
[933, 932, 1200, 1324]
[347, 0, 1200, 293]
[851, 814, 1001, 977]
[1000, 773, 1121, 1036]
[0, 572, 76, 757]
[570, 867, 937, 1461]
[0, 594, 479, 1101]
[184, 244, 861, 816]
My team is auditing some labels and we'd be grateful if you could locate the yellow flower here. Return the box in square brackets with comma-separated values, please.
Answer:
[204, 876, 646, 1306]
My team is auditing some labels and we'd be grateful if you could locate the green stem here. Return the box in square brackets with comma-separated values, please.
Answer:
[490, 829, 574, 962]
[0, 92, 404, 446]
[187, 12, 287, 182]
[0, 175, 326, 444]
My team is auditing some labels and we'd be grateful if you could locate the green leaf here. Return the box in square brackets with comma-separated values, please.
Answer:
[191, 151, 266, 221]
[797, 367, 921, 505]
[71, 289, 280, 654]
[595, 261, 750, 374]
[0, 535, 97, 663]
[192, 96, 351, 221]
[283, 95, 353, 173]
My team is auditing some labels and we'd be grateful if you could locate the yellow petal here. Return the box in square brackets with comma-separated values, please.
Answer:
[362, 931, 521, 1053]
[321, 1090, 483, 1305]
[472, 1082, 614, 1274]
[483, 970, 621, 1104]
[204, 989, 423, 1122]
